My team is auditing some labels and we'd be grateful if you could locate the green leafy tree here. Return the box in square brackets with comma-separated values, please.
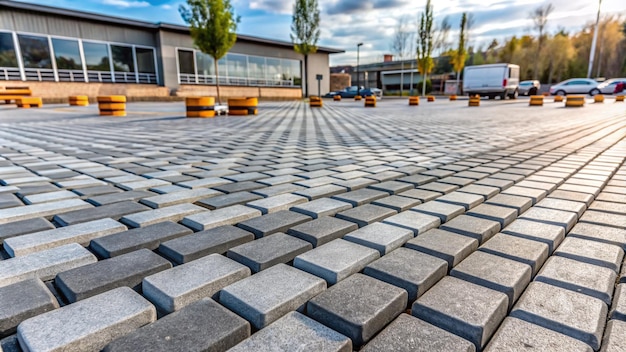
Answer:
[450, 12, 467, 94]
[180, 0, 240, 104]
[291, 0, 320, 98]
[416, 0, 435, 96]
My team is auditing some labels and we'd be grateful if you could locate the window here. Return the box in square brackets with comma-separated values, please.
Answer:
[0, 32, 18, 67]
[227, 53, 247, 78]
[178, 49, 194, 74]
[290, 59, 301, 85]
[18, 34, 51, 69]
[83, 42, 110, 71]
[248, 56, 265, 79]
[51, 38, 81, 70]
[111, 45, 134, 72]
[217, 56, 227, 77]
[266, 58, 281, 83]
[195, 52, 214, 76]
[135, 47, 155, 74]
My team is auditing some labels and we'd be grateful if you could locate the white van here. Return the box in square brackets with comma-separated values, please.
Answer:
[463, 63, 520, 99]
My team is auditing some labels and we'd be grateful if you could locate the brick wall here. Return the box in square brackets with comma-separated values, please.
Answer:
[330, 74, 351, 92]
[175, 85, 302, 100]
[1, 82, 170, 99]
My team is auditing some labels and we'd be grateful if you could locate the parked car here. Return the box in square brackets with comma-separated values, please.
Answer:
[323, 86, 378, 99]
[463, 63, 520, 99]
[596, 78, 626, 94]
[549, 78, 599, 96]
[518, 80, 540, 96]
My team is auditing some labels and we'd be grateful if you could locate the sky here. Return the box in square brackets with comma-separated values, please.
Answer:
[18, 0, 626, 66]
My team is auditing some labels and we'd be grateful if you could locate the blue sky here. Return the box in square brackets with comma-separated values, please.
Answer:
[18, 0, 626, 65]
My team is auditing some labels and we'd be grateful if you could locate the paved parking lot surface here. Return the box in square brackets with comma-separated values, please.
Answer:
[0, 97, 625, 351]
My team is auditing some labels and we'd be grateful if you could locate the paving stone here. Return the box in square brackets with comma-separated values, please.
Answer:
[220, 264, 326, 329]
[404, 229, 478, 268]
[549, 190, 595, 206]
[382, 210, 441, 235]
[0, 198, 92, 224]
[158, 225, 254, 264]
[553, 237, 623, 272]
[177, 177, 231, 189]
[535, 256, 616, 305]
[361, 313, 475, 352]
[371, 195, 421, 212]
[17, 287, 156, 352]
[90, 221, 193, 258]
[597, 192, 626, 204]
[0, 278, 59, 338]
[484, 317, 593, 352]
[197, 191, 263, 209]
[252, 183, 305, 197]
[536, 197, 587, 218]
[568, 222, 626, 250]
[53, 200, 150, 226]
[485, 193, 533, 215]
[287, 216, 358, 247]
[246, 193, 308, 214]
[363, 248, 447, 303]
[21, 190, 80, 205]
[118, 178, 170, 191]
[501, 186, 547, 205]
[55, 249, 172, 303]
[474, 177, 514, 190]
[343, 222, 413, 255]
[293, 239, 380, 285]
[398, 188, 441, 202]
[336, 204, 397, 228]
[0, 217, 54, 244]
[87, 190, 156, 206]
[558, 183, 601, 197]
[364, 170, 405, 182]
[411, 201, 465, 223]
[510, 281, 607, 351]
[412, 276, 508, 350]
[227, 232, 312, 273]
[294, 176, 336, 188]
[237, 210, 311, 238]
[600, 320, 626, 352]
[466, 203, 517, 227]
[0, 334, 19, 352]
[609, 284, 626, 321]
[458, 184, 500, 200]
[435, 192, 484, 211]
[307, 273, 407, 348]
[501, 219, 565, 253]
[103, 298, 249, 352]
[0, 194, 21, 209]
[228, 311, 351, 352]
[4, 218, 126, 257]
[13, 183, 59, 197]
[293, 184, 347, 200]
[518, 207, 577, 232]
[367, 181, 413, 195]
[181, 205, 262, 231]
[418, 182, 458, 194]
[331, 177, 378, 191]
[331, 188, 388, 207]
[138, 188, 222, 209]
[212, 181, 265, 194]
[451, 251, 531, 309]
[291, 198, 352, 219]
[478, 233, 549, 276]
[440, 215, 501, 244]
[580, 210, 626, 229]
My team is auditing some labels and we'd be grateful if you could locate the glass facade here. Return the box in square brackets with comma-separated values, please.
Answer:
[51, 38, 81, 70]
[18, 34, 51, 69]
[0, 32, 18, 67]
[136, 47, 155, 74]
[111, 45, 134, 72]
[83, 42, 110, 71]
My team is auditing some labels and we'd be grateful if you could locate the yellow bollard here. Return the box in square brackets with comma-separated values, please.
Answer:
[69, 96, 88, 106]
[565, 95, 585, 107]
[449, 95, 457, 101]
[185, 97, 215, 118]
[97, 96, 126, 116]
[333, 95, 341, 101]
[468, 95, 480, 107]
[427, 95, 436, 102]
[16, 97, 42, 108]
[529, 95, 544, 106]
[554, 95, 564, 103]
[354, 95, 362, 101]
[309, 96, 323, 108]
[616, 96, 624, 102]
[228, 97, 258, 116]
[364, 95, 376, 107]
[409, 96, 419, 106]
[594, 95, 604, 103]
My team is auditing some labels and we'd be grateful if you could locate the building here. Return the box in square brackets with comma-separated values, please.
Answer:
[0, 1, 343, 99]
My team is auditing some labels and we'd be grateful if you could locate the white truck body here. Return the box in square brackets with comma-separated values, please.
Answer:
[463, 63, 520, 99]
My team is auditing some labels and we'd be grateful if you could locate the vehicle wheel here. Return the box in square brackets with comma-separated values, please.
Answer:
[500, 92, 507, 100]
[556, 90, 566, 96]
[529, 87, 537, 95]
[488, 95, 495, 100]
[509, 89, 519, 99]
[589, 89, 600, 96]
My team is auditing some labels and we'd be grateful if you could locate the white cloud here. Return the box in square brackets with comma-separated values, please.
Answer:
[161, 4, 173, 9]
[102, 0, 150, 8]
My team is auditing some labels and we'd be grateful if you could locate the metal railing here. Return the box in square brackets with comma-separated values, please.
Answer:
[57, 69, 86, 82]
[24, 68, 55, 81]
[179, 73, 297, 87]
[0, 67, 21, 81]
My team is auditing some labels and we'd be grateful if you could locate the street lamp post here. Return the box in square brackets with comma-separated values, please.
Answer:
[357, 43, 363, 97]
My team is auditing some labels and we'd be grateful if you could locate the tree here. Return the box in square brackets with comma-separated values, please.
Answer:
[450, 12, 468, 94]
[416, 0, 435, 96]
[390, 16, 413, 95]
[434, 16, 451, 56]
[529, 3, 554, 79]
[291, 0, 320, 98]
[180, 0, 240, 104]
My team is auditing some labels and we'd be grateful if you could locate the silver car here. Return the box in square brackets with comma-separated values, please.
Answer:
[549, 78, 599, 96]
[519, 80, 540, 96]
[596, 78, 626, 94]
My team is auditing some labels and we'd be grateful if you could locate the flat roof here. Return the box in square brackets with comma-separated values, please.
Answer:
[0, 0, 344, 54]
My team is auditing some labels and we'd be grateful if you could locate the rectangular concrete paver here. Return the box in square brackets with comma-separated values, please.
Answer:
[182, 205, 262, 231]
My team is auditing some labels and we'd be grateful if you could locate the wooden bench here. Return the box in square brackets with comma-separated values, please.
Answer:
[0, 87, 32, 104]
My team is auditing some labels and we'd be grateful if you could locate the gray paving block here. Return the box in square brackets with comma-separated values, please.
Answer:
[103, 298, 249, 352]
[548, 190, 595, 206]
[361, 313, 475, 352]
[0, 278, 59, 338]
[600, 320, 626, 352]
[484, 317, 593, 352]
[220, 264, 326, 329]
[535, 256, 616, 305]
[458, 184, 500, 200]
[227, 232, 312, 273]
[343, 222, 413, 255]
[287, 216, 358, 247]
[519, 207, 577, 232]
[501, 186, 547, 205]
[212, 181, 265, 194]
[439, 176, 474, 187]
[291, 198, 352, 219]
[17, 287, 156, 352]
[580, 210, 626, 230]
[120, 203, 205, 228]
[485, 193, 533, 215]
[405, 228, 478, 268]
[228, 311, 352, 352]
[412, 276, 508, 350]
[90, 221, 193, 258]
[536, 197, 587, 218]
[293, 239, 380, 285]
[474, 177, 514, 190]
[568, 222, 626, 250]
[247, 193, 308, 214]
[55, 249, 172, 303]
[440, 214, 501, 244]
[397, 174, 437, 186]
[501, 219, 565, 253]
[0, 198, 92, 224]
[53, 200, 150, 226]
[331, 177, 378, 191]
[0, 217, 54, 244]
[237, 210, 311, 238]
[510, 281, 607, 351]
[436, 192, 484, 210]
[4, 218, 126, 257]
[22, 190, 79, 205]
[418, 182, 459, 194]
[0, 334, 20, 352]
[554, 237, 623, 272]
[451, 251, 531, 309]
[382, 210, 441, 235]
[139, 188, 222, 209]
[609, 284, 626, 321]
[118, 179, 170, 191]
[197, 191, 263, 209]
[363, 248, 447, 303]
[367, 181, 413, 195]
[479, 233, 549, 276]
[467, 203, 517, 227]
[178, 177, 231, 189]
[158, 225, 254, 264]
[371, 195, 421, 212]
[252, 182, 305, 198]
[71, 185, 122, 197]
[331, 188, 388, 207]
[181, 204, 261, 231]
[398, 188, 441, 202]
[87, 190, 155, 206]
[143, 254, 250, 314]
[307, 273, 407, 348]
[411, 201, 465, 223]
[294, 184, 347, 200]
[336, 204, 397, 228]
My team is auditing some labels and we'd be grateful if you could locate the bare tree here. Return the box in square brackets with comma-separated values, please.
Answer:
[434, 16, 451, 55]
[390, 16, 412, 95]
[529, 3, 554, 79]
